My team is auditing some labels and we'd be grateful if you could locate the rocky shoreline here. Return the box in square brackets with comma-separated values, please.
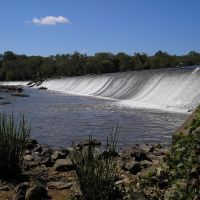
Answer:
[0, 138, 169, 200]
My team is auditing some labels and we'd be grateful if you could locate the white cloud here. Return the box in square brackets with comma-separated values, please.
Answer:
[32, 16, 70, 26]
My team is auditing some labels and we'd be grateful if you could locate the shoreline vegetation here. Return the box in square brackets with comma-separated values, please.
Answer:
[0, 50, 200, 82]
[0, 105, 199, 199]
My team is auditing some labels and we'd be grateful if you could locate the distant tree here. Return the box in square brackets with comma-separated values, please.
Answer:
[3, 51, 17, 61]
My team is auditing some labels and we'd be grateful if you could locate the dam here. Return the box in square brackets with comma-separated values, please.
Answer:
[41, 66, 200, 113]
[0, 66, 200, 148]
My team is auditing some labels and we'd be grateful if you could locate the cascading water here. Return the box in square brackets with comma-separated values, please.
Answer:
[41, 66, 200, 113]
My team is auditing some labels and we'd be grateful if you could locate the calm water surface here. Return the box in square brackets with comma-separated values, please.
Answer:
[0, 88, 188, 150]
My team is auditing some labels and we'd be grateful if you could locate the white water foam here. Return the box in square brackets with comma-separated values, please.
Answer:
[40, 67, 200, 113]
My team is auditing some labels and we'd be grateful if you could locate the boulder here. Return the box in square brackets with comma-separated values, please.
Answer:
[51, 150, 66, 161]
[26, 139, 38, 149]
[48, 181, 73, 190]
[53, 158, 75, 172]
[24, 155, 33, 161]
[77, 139, 101, 148]
[122, 161, 142, 175]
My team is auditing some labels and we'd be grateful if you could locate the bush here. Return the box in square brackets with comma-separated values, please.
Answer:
[71, 125, 120, 200]
[0, 113, 30, 175]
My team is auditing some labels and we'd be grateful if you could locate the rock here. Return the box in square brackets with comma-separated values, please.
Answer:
[133, 191, 147, 200]
[141, 160, 153, 168]
[12, 182, 29, 200]
[25, 150, 31, 155]
[51, 150, 66, 161]
[0, 101, 11, 105]
[48, 181, 73, 190]
[40, 156, 51, 167]
[11, 93, 30, 97]
[77, 139, 101, 148]
[24, 155, 33, 161]
[34, 145, 43, 153]
[130, 146, 148, 161]
[38, 87, 47, 90]
[53, 158, 75, 172]
[122, 161, 142, 175]
[65, 147, 74, 153]
[139, 144, 154, 153]
[0, 186, 9, 191]
[26, 139, 38, 149]
[100, 150, 119, 159]
[25, 185, 48, 200]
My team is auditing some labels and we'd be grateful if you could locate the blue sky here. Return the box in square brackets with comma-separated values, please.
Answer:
[0, 0, 200, 56]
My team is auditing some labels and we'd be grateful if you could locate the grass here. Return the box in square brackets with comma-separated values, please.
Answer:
[71, 123, 120, 200]
[0, 113, 30, 176]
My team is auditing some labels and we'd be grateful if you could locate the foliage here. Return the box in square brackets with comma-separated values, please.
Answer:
[70, 125, 120, 200]
[0, 50, 200, 81]
[0, 113, 30, 175]
[136, 106, 200, 199]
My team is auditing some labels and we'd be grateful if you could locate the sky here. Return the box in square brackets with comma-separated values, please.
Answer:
[0, 0, 200, 56]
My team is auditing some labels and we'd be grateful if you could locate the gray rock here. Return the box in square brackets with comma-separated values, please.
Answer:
[24, 155, 33, 161]
[130, 147, 148, 161]
[53, 158, 75, 172]
[77, 139, 101, 148]
[48, 181, 73, 190]
[24, 150, 31, 155]
[0, 186, 9, 191]
[26, 139, 38, 149]
[41, 156, 51, 166]
[141, 160, 153, 168]
[25, 185, 48, 200]
[34, 145, 43, 153]
[139, 144, 154, 153]
[51, 150, 66, 161]
[122, 161, 142, 175]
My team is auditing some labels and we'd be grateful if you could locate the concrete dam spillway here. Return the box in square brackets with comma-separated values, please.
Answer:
[40, 66, 200, 113]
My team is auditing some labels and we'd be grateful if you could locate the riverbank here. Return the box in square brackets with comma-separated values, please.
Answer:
[0, 138, 169, 200]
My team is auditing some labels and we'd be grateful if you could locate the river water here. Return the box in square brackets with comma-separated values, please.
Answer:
[0, 88, 188, 150]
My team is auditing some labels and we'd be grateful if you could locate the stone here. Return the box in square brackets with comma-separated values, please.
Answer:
[139, 144, 154, 153]
[0, 186, 9, 191]
[12, 182, 29, 200]
[25, 150, 31, 155]
[48, 181, 73, 190]
[141, 160, 153, 168]
[38, 87, 47, 90]
[40, 156, 51, 166]
[77, 139, 101, 148]
[11, 93, 30, 97]
[51, 150, 66, 161]
[53, 158, 75, 172]
[34, 145, 43, 153]
[133, 191, 147, 200]
[26, 139, 38, 149]
[0, 101, 11, 105]
[24, 155, 33, 161]
[25, 185, 48, 200]
[122, 161, 142, 175]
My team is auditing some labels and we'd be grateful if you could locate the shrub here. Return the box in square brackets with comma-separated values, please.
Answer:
[0, 113, 30, 175]
[71, 124, 120, 200]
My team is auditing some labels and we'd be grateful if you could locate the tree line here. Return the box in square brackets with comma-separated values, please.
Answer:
[0, 50, 200, 81]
